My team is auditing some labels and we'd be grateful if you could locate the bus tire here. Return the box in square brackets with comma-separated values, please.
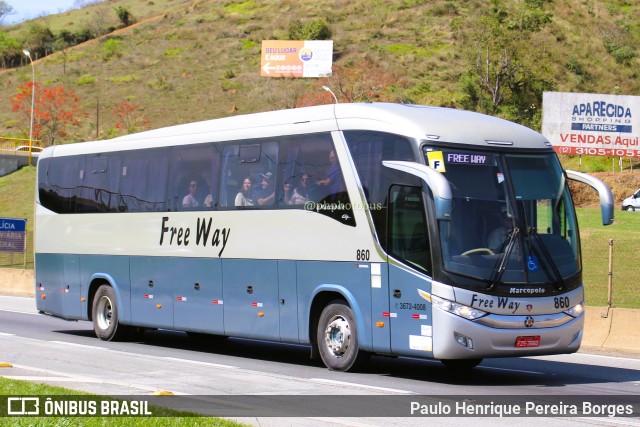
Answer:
[92, 284, 131, 341]
[440, 358, 483, 370]
[317, 300, 369, 372]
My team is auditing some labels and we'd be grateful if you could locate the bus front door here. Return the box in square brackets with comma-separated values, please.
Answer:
[387, 184, 435, 358]
[388, 264, 434, 358]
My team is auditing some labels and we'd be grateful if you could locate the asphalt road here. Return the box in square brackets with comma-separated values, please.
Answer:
[0, 295, 639, 427]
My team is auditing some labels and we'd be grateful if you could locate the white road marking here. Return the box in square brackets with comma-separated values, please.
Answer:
[310, 378, 414, 394]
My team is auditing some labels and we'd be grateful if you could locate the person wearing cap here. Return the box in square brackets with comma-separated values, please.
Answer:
[254, 172, 275, 206]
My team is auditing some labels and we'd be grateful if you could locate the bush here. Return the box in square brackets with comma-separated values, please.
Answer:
[115, 6, 134, 27]
[288, 18, 332, 40]
[102, 38, 123, 60]
[77, 74, 95, 85]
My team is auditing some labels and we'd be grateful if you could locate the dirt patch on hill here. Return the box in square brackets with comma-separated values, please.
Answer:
[569, 171, 640, 208]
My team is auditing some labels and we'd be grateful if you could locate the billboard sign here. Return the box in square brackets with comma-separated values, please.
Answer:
[542, 91, 640, 158]
[0, 217, 26, 253]
[260, 40, 333, 78]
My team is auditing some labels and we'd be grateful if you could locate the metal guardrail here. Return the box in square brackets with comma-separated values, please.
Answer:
[0, 137, 43, 152]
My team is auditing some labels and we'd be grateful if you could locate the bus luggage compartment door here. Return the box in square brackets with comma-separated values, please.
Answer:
[62, 255, 82, 318]
[130, 257, 174, 329]
[172, 258, 223, 334]
[222, 259, 279, 340]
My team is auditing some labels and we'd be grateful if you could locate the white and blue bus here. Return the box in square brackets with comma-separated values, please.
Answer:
[34, 103, 614, 371]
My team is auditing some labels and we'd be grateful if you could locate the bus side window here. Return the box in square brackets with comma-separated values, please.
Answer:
[219, 141, 278, 209]
[278, 134, 348, 206]
[169, 145, 218, 211]
[120, 148, 168, 212]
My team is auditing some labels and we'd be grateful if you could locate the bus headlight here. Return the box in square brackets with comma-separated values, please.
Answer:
[432, 295, 487, 320]
[564, 301, 584, 318]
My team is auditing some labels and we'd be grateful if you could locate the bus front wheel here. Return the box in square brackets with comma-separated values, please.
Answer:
[317, 300, 368, 372]
[92, 285, 131, 341]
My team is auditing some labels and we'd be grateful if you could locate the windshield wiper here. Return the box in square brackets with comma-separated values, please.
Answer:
[528, 228, 566, 291]
[487, 226, 519, 291]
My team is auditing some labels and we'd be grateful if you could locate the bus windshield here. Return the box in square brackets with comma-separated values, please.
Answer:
[425, 148, 580, 286]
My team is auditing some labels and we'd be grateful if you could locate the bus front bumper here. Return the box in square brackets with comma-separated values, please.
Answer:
[431, 307, 584, 360]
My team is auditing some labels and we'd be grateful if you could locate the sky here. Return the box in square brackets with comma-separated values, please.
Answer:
[3, 1, 90, 24]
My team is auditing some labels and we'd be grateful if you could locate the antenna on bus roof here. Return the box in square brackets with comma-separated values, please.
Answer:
[322, 85, 339, 104]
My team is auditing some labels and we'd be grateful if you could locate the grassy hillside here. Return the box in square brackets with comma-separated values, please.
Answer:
[0, 0, 639, 145]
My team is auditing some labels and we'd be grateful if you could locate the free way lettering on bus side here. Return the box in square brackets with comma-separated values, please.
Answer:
[159, 216, 230, 257]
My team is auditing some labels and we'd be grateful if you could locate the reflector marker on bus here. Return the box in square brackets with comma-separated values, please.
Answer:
[382, 312, 397, 318]
[251, 302, 263, 307]
[176, 296, 187, 302]
[412, 314, 427, 320]
[212, 299, 223, 305]
[417, 288, 431, 302]
[144, 294, 154, 299]
[371, 263, 382, 289]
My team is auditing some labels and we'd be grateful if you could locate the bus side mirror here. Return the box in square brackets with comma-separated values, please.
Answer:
[565, 169, 614, 226]
[382, 160, 452, 221]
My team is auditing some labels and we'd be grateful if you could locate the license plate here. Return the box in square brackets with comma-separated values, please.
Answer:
[515, 336, 540, 348]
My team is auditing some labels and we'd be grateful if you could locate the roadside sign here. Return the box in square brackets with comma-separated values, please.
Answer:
[0, 218, 27, 253]
[260, 40, 333, 78]
[542, 91, 640, 158]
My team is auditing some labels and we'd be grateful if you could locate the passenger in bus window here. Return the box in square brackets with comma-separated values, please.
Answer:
[254, 172, 275, 206]
[203, 193, 214, 208]
[316, 150, 344, 196]
[291, 173, 312, 205]
[235, 176, 254, 207]
[279, 180, 294, 206]
[182, 179, 200, 208]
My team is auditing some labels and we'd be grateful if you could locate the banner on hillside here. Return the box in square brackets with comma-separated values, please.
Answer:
[542, 91, 640, 158]
[260, 40, 333, 78]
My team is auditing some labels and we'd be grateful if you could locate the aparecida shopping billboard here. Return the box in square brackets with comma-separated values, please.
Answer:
[542, 91, 640, 158]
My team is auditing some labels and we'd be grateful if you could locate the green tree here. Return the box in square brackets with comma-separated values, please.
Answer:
[0, 31, 19, 68]
[459, 0, 555, 127]
[0, 1, 13, 26]
[115, 6, 134, 27]
[23, 23, 56, 57]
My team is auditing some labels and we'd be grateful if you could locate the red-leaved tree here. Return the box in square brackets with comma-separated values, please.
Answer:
[296, 59, 400, 107]
[11, 82, 85, 146]
[112, 100, 150, 134]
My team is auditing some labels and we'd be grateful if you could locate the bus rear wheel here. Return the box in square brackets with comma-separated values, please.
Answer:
[92, 285, 131, 341]
[317, 300, 369, 372]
